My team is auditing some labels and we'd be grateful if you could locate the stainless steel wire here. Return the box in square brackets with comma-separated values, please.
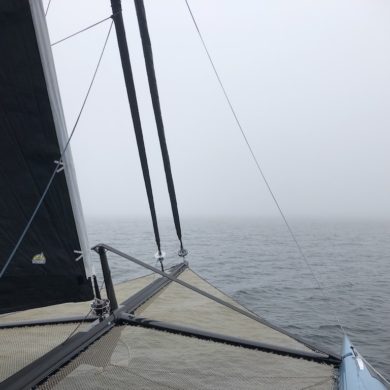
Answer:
[183, 0, 346, 336]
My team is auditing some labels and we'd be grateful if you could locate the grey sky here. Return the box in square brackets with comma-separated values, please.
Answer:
[46, 0, 390, 219]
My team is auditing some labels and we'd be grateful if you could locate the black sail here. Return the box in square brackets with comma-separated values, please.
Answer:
[0, 0, 94, 314]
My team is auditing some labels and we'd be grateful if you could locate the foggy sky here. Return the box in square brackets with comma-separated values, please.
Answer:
[45, 0, 390, 220]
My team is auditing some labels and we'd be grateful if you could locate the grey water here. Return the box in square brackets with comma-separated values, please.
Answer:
[87, 217, 390, 379]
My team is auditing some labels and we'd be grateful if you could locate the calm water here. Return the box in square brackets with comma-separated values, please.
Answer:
[87, 217, 390, 379]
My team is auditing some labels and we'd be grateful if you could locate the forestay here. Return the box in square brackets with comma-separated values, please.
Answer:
[0, 0, 93, 314]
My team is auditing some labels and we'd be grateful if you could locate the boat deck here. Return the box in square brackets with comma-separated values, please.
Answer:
[0, 267, 338, 389]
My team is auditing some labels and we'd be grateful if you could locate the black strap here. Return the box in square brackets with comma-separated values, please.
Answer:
[110, 0, 161, 254]
[134, 0, 185, 254]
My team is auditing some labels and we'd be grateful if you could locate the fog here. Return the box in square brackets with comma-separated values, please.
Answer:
[45, 0, 390, 220]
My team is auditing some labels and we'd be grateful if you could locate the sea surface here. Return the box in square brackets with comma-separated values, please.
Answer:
[87, 217, 390, 379]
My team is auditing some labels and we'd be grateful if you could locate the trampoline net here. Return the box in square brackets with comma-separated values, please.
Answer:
[38, 325, 337, 390]
[0, 322, 89, 383]
[136, 269, 313, 352]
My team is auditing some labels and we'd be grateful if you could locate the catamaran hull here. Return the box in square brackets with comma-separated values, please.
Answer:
[339, 336, 388, 390]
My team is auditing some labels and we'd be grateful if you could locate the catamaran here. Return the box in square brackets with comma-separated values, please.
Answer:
[0, 0, 388, 389]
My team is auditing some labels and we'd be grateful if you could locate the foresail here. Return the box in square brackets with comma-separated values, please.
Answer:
[0, 0, 93, 314]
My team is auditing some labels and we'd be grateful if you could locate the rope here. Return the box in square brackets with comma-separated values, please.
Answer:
[51, 15, 113, 47]
[183, 0, 346, 335]
[0, 21, 114, 280]
[134, 0, 187, 260]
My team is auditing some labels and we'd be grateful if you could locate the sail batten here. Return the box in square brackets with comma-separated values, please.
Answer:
[0, 0, 93, 314]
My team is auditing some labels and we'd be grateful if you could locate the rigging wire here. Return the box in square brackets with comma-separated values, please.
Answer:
[51, 15, 113, 47]
[45, 0, 52, 16]
[183, 0, 346, 335]
[0, 21, 114, 280]
[134, 0, 187, 259]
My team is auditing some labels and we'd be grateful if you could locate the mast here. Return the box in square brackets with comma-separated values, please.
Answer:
[110, 0, 162, 258]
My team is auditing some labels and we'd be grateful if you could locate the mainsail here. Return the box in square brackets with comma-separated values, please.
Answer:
[0, 0, 93, 314]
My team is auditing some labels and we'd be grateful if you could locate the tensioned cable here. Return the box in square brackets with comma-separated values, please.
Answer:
[134, 0, 187, 259]
[184, 0, 346, 335]
[51, 15, 113, 47]
[0, 21, 114, 279]
[45, 0, 52, 16]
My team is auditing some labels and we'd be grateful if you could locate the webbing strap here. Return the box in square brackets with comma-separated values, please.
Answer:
[134, 0, 186, 254]
[111, 0, 162, 254]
